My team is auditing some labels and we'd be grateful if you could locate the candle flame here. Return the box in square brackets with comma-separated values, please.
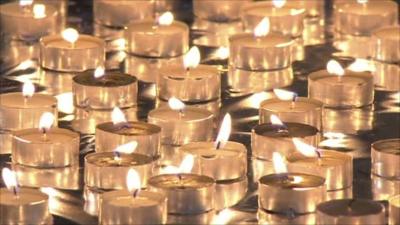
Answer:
[273, 152, 287, 173]
[183, 46, 201, 70]
[292, 176, 304, 184]
[270, 115, 284, 126]
[292, 138, 319, 157]
[179, 155, 194, 174]
[114, 141, 138, 154]
[158, 11, 174, 26]
[22, 80, 35, 98]
[33, 4, 46, 19]
[111, 107, 127, 125]
[273, 89, 297, 101]
[273, 0, 286, 8]
[160, 165, 180, 174]
[254, 17, 270, 37]
[2, 168, 18, 192]
[357, 0, 368, 3]
[94, 66, 105, 79]
[214, 113, 232, 149]
[327, 60, 345, 76]
[168, 97, 185, 111]
[126, 169, 141, 197]
[347, 59, 374, 72]
[19, 0, 33, 6]
[39, 112, 55, 133]
[215, 47, 229, 60]
[62, 28, 79, 44]
[211, 208, 234, 225]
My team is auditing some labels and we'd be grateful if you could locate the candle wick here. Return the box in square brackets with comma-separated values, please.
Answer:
[133, 189, 139, 198]
[338, 76, 343, 83]
[42, 129, 48, 141]
[347, 199, 356, 212]
[13, 186, 18, 196]
[291, 94, 298, 109]
[24, 96, 29, 106]
[216, 141, 221, 150]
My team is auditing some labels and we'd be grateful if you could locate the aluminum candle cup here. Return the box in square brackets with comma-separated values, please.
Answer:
[229, 33, 293, 71]
[85, 152, 155, 190]
[322, 106, 373, 134]
[334, 1, 398, 37]
[167, 210, 215, 225]
[180, 141, 247, 181]
[258, 173, 326, 214]
[148, 174, 215, 214]
[93, 0, 153, 27]
[371, 139, 400, 179]
[259, 97, 323, 131]
[251, 122, 320, 160]
[125, 20, 189, 58]
[371, 174, 400, 201]
[0, 2, 58, 41]
[72, 70, 137, 109]
[308, 70, 374, 108]
[373, 62, 400, 91]
[40, 34, 105, 72]
[215, 177, 248, 210]
[157, 65, 220, 103]
[371, 26, 400, 63]
[252, 158, 275, 183]
[287, 150, 353, 191]
[241, 2, 306, 38]
[258, 208, 316, 225]
[12, 128, 79, 168]
[0, 188, 51, 225]
[95, 121, 161, 158]
[155, 99, 221, 119]
[316, 199, 385, 225]
[148, 107, 214, 146]
[389, 195, 400, 225]
[99, 190, 167, 225]
[36, 0, 68, 32]
[193, 0, 251, 22]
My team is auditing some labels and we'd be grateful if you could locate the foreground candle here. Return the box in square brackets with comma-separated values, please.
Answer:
[99, 169, 167, 225]
[371, 138, 400, 179]
[308, 59, 374, 108]
[40, 28, 105, 72]
[316, 199, 385, 225]
[0, 168, 52, 225]
[12, 112, 79, 168]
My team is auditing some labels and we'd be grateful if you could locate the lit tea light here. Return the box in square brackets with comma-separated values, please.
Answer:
[259, 88, 323, 130]
[148, 155, 216, 214]
[12, 112, 79, 168]
[99, 169, 167, 225]
[288, 138, 353, 192]
[157, 46, 221, 102]
[308, 59, 374, 108]
[371, 139, 400, 179]
[148, 97, 214, 146]
[389, 195, 400, 225]
[316, 199, 385, 225]
[125, 11, 189, 58]
[72, 66, 138, 109]
[193, 0, 251, 22]
[40, 28, 105, 72]
[0, 168, 52, 225]
[0, 1, 58, 41]
[85, 142, 155, 190]
[251, 114, 320, 160]
[258, 152, 326, 214]
[95, 107, 162, 158]
[241, 0, 306, 38]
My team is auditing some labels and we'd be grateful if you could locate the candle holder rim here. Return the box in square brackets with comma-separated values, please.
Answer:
[40, 34, 106, 50]
[308, 69, 373, 80]
[148, 173, 215, 190]
[241, 1, 306, 15]
[96, 121, 161, 135]
[126, 19, 189, 32]
[73, 70, 137, 86]
[148, 107, 214, 122]
[229, 33, 293, 47]
[316, 198, 384, 216]
[85, 152, 155, 166]
[0, 93, 57, 109]
[12, 127, 79, 142]
[101, 189, 167, 203]
[287, 149, 353, 162]
[259, 172, 325, 188]
[252, 122, 319, 137]
[0, 187, 48, 205]
[160, 64, 220, 79]
[371, 138, 400, 155]
[260, 97, 323, 110]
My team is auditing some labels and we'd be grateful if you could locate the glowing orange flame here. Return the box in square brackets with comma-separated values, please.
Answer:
[184, 46, 201, 69]
[273, 89, 297, 101]
[168, 97, 185, 111]
[114, 141, 138, 154]
[2, 168, 18, 192]
[254, 17, 270, 37]
[33, 4, 46, 19]
[273, 152, 287, 173]
[39, 112, 55, 133]
[215, 114, 232, 149]
[126, 169, 141, 196]
[111, 107, 127, 125]
[62, 28, 79, 44]
[158, 11, 174, 25]
[327, 59, 345, 76]
[292, 138, 319, 157]
[94, 66, 105, 79]
[270, 115, 284, 126]
[22, 80, 35, 98]
[179, 155, 194, 174]
[273, 0, 286, 8]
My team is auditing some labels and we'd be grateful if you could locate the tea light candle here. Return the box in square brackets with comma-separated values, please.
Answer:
[12, 112, 79, 168]
[371, 26, 400, 63]
[252, 115, 320, 160]
[93, 0, 154, 27]
[125, 12, 189, 58]
[288, 138, 353, 191]
[95, 107, 161, 158]
[371, 174, 400, 201]
[258, 208, 316, 225]
[148, 98, 214, 146]
[389, 195, 400, 225]
[0, 1, 58, 41]
[157, 47, 220, 103]
[371, 138, 400, 179]
[193, 0, 251, 22]
[0, 81, 57, 154]
[308, 60, 374, 108]
[334, 0, 398, 36]
[72, 67, 138, 109]
[99, 169, 167, 225]
[1, 168, 52, 225]
[229, 17, 293, 71]
[241, 1, 306, 38]
[215, 177, 248, 210]
[259, 89, 323, 130]
[316, 199, 385, 225]
[85, 150, 154, 190]
[40, 28, 105, 72]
